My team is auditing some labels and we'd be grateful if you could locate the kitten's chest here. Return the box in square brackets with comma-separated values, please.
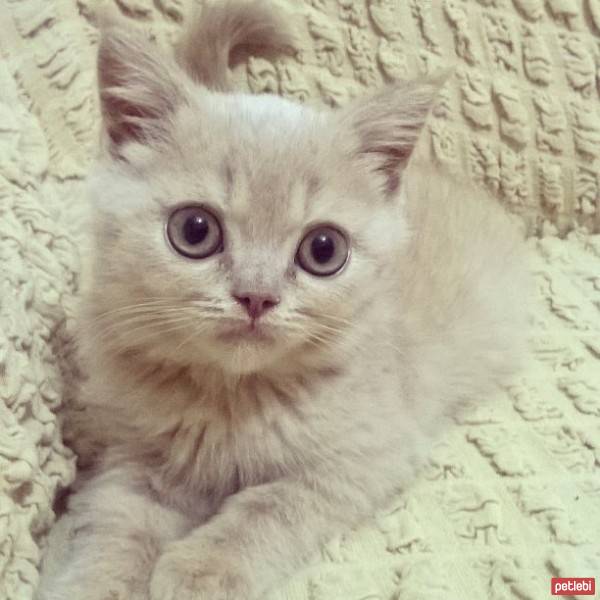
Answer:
[150, 379, 316, 507]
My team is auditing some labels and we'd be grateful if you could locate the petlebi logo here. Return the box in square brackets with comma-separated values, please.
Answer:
[551, 578, 596, 596]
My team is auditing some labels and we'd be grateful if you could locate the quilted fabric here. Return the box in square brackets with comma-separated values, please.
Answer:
[0, 1, 599, 599]
[0, 60, 78, 599]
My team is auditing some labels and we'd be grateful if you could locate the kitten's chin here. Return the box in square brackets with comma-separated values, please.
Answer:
[212, 342, 284, 376]
[209, 321, 290, 375]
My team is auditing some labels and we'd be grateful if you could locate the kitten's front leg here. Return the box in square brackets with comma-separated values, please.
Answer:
[38, 467, 190, 600]
[150, 474, 371, 600]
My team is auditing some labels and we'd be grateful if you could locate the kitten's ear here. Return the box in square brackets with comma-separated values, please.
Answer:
[97, 24, 189, 153]
[340, 74, 448, 196]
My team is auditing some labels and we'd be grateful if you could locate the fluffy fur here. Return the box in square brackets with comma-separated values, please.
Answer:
[176, 0, 296, 91]
[38, 1, 530, 599]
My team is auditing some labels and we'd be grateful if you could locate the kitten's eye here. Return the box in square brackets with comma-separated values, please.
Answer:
[167, 206, 223, 259]
[296, 226, 349, 276]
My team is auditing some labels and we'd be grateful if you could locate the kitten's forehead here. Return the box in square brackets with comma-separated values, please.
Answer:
[225, 168, 310, 239]
[207, 94, 334, 232]
[144, 91, 375, 242]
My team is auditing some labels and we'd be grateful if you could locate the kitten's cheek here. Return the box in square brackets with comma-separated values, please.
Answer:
[150, 540, 251, 600]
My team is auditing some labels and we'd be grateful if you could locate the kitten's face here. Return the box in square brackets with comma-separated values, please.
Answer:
[90, 93, 406, 375]
[88, 27, 439, 375]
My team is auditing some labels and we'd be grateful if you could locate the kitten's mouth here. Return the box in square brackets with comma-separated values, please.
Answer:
[217, 320, 274, 344]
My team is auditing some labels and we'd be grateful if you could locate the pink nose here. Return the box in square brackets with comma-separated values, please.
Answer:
[233, 293, 280, 320]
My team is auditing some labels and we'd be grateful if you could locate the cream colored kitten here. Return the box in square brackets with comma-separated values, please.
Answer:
[38, 1, 529, 599]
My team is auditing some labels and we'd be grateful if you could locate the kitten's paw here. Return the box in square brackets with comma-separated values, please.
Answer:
[150, 542, 249, 600]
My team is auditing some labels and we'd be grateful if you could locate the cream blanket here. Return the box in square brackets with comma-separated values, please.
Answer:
[1, 1, 599, 599]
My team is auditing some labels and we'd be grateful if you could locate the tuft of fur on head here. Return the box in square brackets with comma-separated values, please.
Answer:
[176, 0, 297, 91]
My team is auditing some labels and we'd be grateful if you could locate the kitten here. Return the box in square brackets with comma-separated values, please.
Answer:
[38, 1, 530, 599]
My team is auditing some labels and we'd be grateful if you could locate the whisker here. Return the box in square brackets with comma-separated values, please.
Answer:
[89, 299, 222, 324]
[91, 312, 192, 333]
[295, 309, 353, 326]
[172, 325, 207, 354]
[89, 314, 203, 346]
[99, 319, 208, 352]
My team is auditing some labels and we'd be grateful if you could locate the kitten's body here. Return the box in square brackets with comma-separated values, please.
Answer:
[38, 2, 529, 599]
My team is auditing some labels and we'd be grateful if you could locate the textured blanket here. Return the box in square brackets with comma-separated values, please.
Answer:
[1, 1, 599, 599]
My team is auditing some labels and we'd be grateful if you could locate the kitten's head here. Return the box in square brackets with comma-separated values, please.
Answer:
[86, 26, 442, 376]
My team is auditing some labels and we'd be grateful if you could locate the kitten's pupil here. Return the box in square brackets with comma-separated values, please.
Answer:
[183, 215, 209, 245]
[311, 233, 335, 264]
